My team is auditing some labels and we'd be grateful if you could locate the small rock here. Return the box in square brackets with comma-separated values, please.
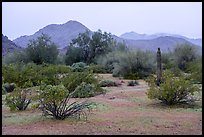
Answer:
[109, 96, 116, 100]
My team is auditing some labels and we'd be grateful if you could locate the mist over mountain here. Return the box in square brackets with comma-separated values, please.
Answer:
[11, 20, 201, 55]
[2, 34, 22, 56]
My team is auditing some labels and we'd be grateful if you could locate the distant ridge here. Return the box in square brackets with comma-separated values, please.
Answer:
[12, 20, 201, 55]
[2, 34, 22, 56]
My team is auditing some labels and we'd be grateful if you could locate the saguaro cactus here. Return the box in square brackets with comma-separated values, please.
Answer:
[156, 48, 162, 86]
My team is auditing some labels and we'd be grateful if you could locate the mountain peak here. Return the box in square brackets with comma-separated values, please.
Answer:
[13, 20, 90, 48]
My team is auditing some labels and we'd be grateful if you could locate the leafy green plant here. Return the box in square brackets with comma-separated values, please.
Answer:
[146, 70, 200, 105]
[38, 84, 94, 120]
[5, 88, 32, 111]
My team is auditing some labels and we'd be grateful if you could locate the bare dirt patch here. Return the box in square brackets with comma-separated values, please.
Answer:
[2, 74, 202, 135]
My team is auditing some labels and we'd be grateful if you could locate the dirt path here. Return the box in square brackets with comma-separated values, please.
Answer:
[2, 74, 202, 135]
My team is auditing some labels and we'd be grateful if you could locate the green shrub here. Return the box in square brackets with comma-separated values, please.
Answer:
[96, 52, 120, 73]
[2, 63, 72, 88]
[5, 88, 32, 111]
[186, 57, 202, 84]
[2, 83, 16, 93]
[62, 71, 104, 97]
[2, 86, 7, 95]
[73, 82, 97, 98]
[111, 50, 155, 79]
[127, 80, 139, 86]
[38, 84, 94, 120]
[71, 62, 87, 72]
[123, 72, 140, 80]
[87, 64, 107, 73]
[146, 70, 200, 105]
[99, 80, 118, 87]
[173, 44, 197, 72]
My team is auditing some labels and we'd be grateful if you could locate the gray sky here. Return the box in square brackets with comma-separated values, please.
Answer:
[2, 2, 202, 40]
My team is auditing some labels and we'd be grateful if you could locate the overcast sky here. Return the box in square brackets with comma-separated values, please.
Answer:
[2, 2, 202, 40]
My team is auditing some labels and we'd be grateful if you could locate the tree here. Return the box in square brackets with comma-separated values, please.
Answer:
[173, 43, 197, 71]
[65, 30, 114, 65]
[64, 45, 84, 65]
[26, 33, 59, 64]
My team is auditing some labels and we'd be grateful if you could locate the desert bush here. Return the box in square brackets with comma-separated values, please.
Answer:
[37, 84, 94, 120]
[71, 62, 87, 72]
[2, 83, 16, 93]
[5, 87, 32, 111]
[73, 82, 97, 98]
[61, 71, 104, 97]
[2, 50, 30, 65]
[87, 64, 107, 73]
[2, 63, 72, 88]
[173, 43, 197, 72]
[112, 50, 156, 79]
[146, 70, 200, 105]
[99, 80, 118, 87]
[186, 57, 202, 84]
[96, 51, 120, 73]
[127, 80, 139, 86]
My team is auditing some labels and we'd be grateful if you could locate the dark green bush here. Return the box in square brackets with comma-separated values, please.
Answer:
[2, 83, 16, 93]
[2, 63, 72, 88]
[73, 82, 97, 98]
[186, 57, 202, 84]
[5, 88, 32, 111]
[146, 70, 200, 105]
[173, 44, 197, 72]
[87, 64, 107, 73]
[62, 71, 104, 97]
[2, 86, 7, 95]
[38, 84, 94, 120]
[123, 72, 140, 80]
[71, 62, 87, 72]
[127, 80, 139, 86]
[112, 50, 156, 80]
[99, 80, 118, 87]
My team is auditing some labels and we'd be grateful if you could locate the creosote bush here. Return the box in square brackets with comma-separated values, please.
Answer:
[38, 84, 94, 120]
[99, 80, 118, 87]
[61, 71, 104, 97]
[5, 87, 32, 111]
[2, 83, 16, 93]
[146, 70, 200, 105]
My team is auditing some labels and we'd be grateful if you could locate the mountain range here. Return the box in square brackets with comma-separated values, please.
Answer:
[2, 34, 22, 56]
[120, 31, 202, 47]
[3, 20, 202, 56]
